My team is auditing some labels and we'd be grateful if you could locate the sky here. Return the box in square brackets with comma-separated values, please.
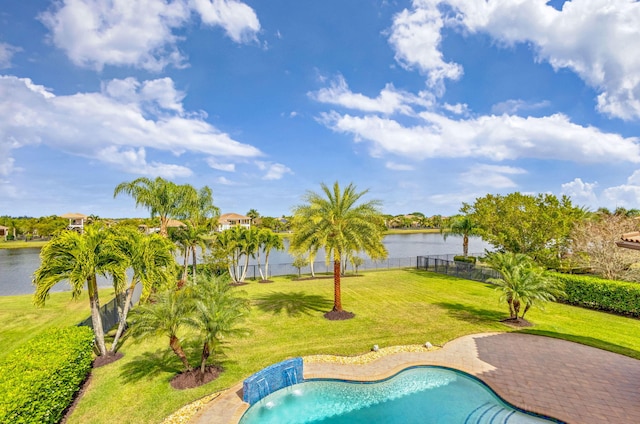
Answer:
[2, 0, 640, 219]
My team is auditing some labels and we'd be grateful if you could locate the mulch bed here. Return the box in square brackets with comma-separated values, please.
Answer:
[258, 279, 274, 284]
[324, 310, 355, 320]
[93, 351, 124, 368]
[500, 317, 533, 328]
[170, 365, 224, 390]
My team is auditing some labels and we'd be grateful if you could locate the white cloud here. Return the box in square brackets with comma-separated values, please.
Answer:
[256, 161, 293, 180]
[40, 0, 260, 71]
[0, 43, 20, 69]
[386, 162, 414, 171]
[0, 75, 262, 177]
[602, 170, 640, 208]
[491, 99, 551, 115]
[309, 75, 433, 115]
[206, 159, 236, 171]
[561, 177, 599, 206]
[437, 0, 640, 120]
[388, 0, 463, 91]
[319, 110, 640, 164]
[460, 164, 526, 189]
[215, 176, 235, 185]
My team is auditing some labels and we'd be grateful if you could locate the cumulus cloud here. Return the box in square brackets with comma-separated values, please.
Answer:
[256, 161, 293, 180]
[391, 0, 640, 120]
[319, 110, 640, 164]
[0, 75, 262, 177]
[0, 43, 20, 69]
[602, 171, 640, 208]
[386, 162, 414, 171]
[206, 159, 236, 171]
[309, 74, 434, 115]
[561, 177, 599, 206]
[39, 0, 260, 71]
[491, 99, 551, 115]
[460, 164, 526, 189]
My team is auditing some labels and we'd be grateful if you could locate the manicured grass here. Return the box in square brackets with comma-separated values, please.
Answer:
[3, 269, 640, 423]
[0, 240, 47, 249]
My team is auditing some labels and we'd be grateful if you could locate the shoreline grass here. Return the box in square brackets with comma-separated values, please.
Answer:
[2, 269, 639, 424]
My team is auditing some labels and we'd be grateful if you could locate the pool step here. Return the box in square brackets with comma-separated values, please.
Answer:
[465, 402, 516, 424]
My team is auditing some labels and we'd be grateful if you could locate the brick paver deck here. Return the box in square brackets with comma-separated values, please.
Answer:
[188, 332, 640, 423]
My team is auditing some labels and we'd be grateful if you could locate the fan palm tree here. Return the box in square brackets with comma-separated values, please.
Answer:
[441, 215, 479, 257]
[33, 226, 127, 356]
[128, 287, 194, 371]
[290, 182, 387, 318]
[109, 228, 176, 353]
[486, 252, 562, 320]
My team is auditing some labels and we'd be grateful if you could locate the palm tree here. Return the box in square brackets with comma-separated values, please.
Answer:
[109, 228, 176, 353]
[33, 226, 127, 356]
[186, 275, 250, 373]
[440, 215, 479, 257]
[128, 287, 194, 370]
[114, 177, 190, 237]
[172, 223, 208, 282]
[213, 227, 243, 283]
[290, 182, 387, 319]
[260, 229, 284, 280]
[486, 252, 562, 321]
[246, 209, 260, 225]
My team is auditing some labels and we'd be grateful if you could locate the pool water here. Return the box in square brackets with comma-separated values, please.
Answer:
[239, 367, 558, 424]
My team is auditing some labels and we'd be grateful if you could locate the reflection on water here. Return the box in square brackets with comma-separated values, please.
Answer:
[0, 233, 491, 296]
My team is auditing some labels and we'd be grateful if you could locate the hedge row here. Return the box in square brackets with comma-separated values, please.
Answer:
[553, 273, 640, 317]
[0, 326, 94, 424]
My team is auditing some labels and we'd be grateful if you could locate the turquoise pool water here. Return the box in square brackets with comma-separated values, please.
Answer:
[239, 367, 558, 423]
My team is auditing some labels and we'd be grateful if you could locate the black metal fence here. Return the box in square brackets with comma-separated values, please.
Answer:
[78, 285, 142, 332]
[416, 254, 501, 283]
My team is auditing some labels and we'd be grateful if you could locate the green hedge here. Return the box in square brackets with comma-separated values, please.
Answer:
[553, 273, 640, 317]
[453, 255, 476, 264]
[0, 326, 94, 424]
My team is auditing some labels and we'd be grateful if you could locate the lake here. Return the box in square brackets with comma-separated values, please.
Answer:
[0, 233, 492, 296]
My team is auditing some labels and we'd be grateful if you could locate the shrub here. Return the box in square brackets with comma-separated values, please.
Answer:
[454, 255, 476, 264]
[0, 326, 94, 424]
[553, 273, 640, 317]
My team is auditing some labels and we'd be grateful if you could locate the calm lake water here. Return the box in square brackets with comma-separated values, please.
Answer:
[0, 233, 491, 296]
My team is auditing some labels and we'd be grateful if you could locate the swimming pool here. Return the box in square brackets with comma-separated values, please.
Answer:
[239, 366, 559, 423]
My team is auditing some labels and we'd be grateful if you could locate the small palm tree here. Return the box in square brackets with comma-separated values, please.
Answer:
[486, 252, 562, 321]
[260, 229, 284, 280]
[291, 182, 387, 318]
[128, 288, 194, 371]
[33, 226, 127, 356]
[441, 215, 478, 257]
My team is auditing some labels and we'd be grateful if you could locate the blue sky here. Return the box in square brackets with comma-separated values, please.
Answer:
[2, 0, 640, 219]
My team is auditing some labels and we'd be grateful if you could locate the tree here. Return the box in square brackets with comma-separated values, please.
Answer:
[259, 229, 284, 280]
[290, 182, 387, 319]
[440, 215, 479, 257]
[33, 226, 126, 356]
[462, 192, 585, 269]
[185, 274, 250, 373]
[109, 228, 176, 353]
[114, 177, 191, 237]
[128, 287, 193, 370]
[569, 214, 640, 280]
[246, 209, 260, 224]
[485, 252, 562, 321]
[171, 223, 208, 282]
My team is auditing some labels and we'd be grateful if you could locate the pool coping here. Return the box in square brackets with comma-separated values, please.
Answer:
[186, 332, 640, 424]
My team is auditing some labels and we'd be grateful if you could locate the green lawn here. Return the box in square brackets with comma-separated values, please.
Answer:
[2, 269, 640, 424]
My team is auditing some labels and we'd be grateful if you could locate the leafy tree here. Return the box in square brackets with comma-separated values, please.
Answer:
[462, 192, 585, 268]
[114, 177, 191, 237]
[292, 255, 308, 277]
[486, 252, 562, 321]
[290, 182, 387, 318]
[440, 215, 479, 257]
[246, 209, 260, 224]
[351, 256, 364, 274]
[33, 226, 126, 356]
[109, 228, 176, 353]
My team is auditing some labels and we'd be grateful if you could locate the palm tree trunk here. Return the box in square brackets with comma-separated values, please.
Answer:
[182, 248, 189, 282]
[521, 303, 531, 319]
[170, 335, 192, 370]
[333, 259, 342, 311]
[463, 235, 469, 257]
[240, 252, 250, 282]
[200, 342, 210, 373]
[191, 246, 197, 280]
[160, 216, 169, 238]
[88, 276, 107, 356]
[110, 283, 135, 353]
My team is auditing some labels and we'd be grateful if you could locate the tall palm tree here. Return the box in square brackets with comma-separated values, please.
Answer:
[33, 226, 126, 356]
[213, 227, 243, 283]
[260, 229, 284, 280]
[290, 182, 387, 319]
[486, 252, 562, 320]
[114, 177, 190, 237]
[109, 228, 176, 353]
[171, 223, 208, 282]
[440, 215, 479, 257]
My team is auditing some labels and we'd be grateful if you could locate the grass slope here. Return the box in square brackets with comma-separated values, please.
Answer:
[2, 270, 639, 423]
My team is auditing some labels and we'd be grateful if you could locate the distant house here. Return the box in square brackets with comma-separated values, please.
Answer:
[139, 219, 186, 234]
[0, 225, 8, 240]
[217, 213, 251, 232]
[616, 232, 640, 250]
[60, 212, 88, 233]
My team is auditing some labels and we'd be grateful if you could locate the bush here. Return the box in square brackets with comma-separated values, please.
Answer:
[453, 255, 476, 264]
[0, 326, 94, 424]
[553, 273, 640, 317]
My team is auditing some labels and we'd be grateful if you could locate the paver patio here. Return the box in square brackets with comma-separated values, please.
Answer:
[188, 332, 640, 423]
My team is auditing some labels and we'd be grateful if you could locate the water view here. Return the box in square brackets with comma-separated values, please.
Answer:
[0, 233, 491, 296]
